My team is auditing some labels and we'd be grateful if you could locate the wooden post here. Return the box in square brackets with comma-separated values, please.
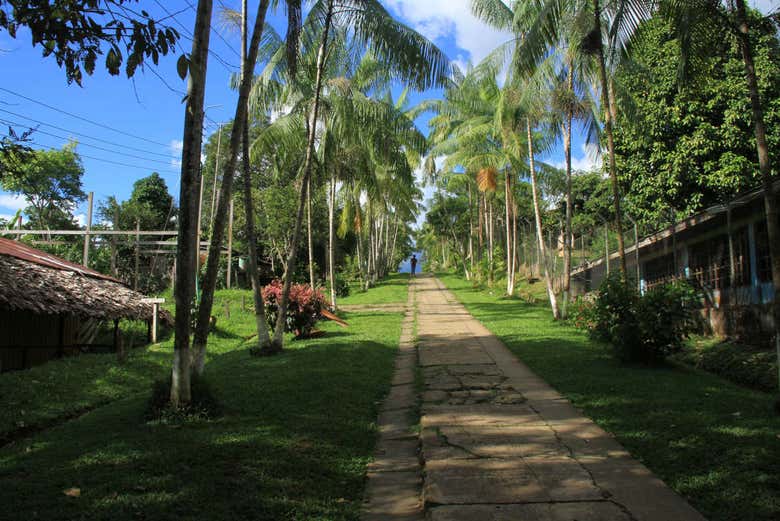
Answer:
[134, 219, 140, 291]
[113, 319, 125, 362]
[142, 298, 165, 344]
[82, 191, 93, 267]
[727, 203, 736, 296]
[111, 206, 119, 277]
[152, 303, 158, 343]
[227, 197, 234, 289]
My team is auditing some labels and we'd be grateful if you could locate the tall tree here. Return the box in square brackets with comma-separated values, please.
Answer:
[268, 0, 450, 352]
[171, 0, 213, 407]
[474, 0, 655, 280]
[238, 0, 272, 351]
[192, 0, 272, 373]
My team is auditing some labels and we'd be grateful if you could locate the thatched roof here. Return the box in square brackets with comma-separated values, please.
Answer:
[0, 238, 171, 323]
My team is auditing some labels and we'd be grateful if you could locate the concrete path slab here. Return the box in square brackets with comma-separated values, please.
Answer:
[412, 275, 707, 521]
[363, 274, 707, 521]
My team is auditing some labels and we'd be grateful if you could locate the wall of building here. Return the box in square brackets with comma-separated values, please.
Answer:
[0, 310, 80, 371]
[569, 200, 776, 347]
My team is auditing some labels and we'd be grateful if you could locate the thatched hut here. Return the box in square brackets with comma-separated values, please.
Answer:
[0, 238, 170, 371]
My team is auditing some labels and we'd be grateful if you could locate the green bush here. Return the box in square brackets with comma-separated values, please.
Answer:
[674, 340, 778, 392]
[334, 273, 351, 298]
[576, 275, 699, 365]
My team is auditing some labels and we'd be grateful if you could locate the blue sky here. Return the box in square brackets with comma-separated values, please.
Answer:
[0, 0, 776, 226]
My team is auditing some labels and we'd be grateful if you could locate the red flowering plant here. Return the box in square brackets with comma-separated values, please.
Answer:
[261, 280, 325, 338]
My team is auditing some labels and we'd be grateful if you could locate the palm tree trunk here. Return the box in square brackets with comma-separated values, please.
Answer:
[468, 181, 474, 276]
[273, 0, 334, 348]
[239, 0, 271, 350]
[328, 172, 337, 309]
[488, 197, 494, 283]
[505, 169, 514, 295]
[511, 200, 518, 282]
[171, 0, 213, 406]
[592, 0, 627, 279]
[562, 63, 574, 318]
[192, 0, 270, 373]
[307, 175, 315, 288]
[734, 0, 780, 391]
[528, 118, 560, 319]
[389, 218, 400, 273]
[477, 190, 484, 260]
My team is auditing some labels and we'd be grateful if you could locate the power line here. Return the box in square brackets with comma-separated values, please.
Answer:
[0, 87, 171, 147]
[185, 0, 242, 59]
[152, 0, 240, 72]
[29, 140, 179, 174]
[0, 108, 172, 158]
[0, 117, 175, 167]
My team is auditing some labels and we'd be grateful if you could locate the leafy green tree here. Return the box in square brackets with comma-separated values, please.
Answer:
[614, 13, 780, 226]
[0, 0, 182, 85]
[0, 143, 85, 229]
[121, 172, 175, 230]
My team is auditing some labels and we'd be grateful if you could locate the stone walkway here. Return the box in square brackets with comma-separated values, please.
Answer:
[364, 274, 707, 521]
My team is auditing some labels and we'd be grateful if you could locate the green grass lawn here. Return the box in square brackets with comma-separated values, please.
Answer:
[437, 273, 780, 521]
[0, 287, 404, 520]
[339, 272, 410, 305]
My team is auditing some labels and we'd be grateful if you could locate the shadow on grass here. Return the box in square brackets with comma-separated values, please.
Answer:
[0, 314, 402, 521]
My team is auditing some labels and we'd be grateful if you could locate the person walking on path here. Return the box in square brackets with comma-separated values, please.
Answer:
[410, 254, 418, 278]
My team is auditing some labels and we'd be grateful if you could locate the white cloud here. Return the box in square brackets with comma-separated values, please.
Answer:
[75, 213, 86, 227]
[552, 142, 602, 173]
[384, 0, 514, 70]
[0, 193, 26, 211]
[170, 139, 183, 169]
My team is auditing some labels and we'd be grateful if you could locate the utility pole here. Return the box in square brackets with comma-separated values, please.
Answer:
[134, 219, 140, 291]
[111, 207, 119, 277]
[82, 191, 93, 267]
[210, 125, 223, 227]
[196, 167, 205, 275]
[226, 198, 233, 288]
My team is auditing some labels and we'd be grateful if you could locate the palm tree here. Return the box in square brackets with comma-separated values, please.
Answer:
[473, 0, 655, 280]
[238, 0, 273, 353]
[548, 52, 599, 317]
[191, 0, 272, 375]
[264, 0, 450, 352]
[171, 0, 214, 406]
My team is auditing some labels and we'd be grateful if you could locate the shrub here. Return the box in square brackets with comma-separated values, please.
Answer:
[569, 295, 598, 331]
[575, 274, 699, 365]
[334, 273, 351, 298]
[261, 279, 325, 338]
[673, 340, 778, 392]
[636, 280, 700, 363]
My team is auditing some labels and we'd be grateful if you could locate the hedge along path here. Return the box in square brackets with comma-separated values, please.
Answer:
[365, 273, 708, 521]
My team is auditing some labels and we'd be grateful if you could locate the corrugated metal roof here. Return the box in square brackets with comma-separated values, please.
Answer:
[0, 237, 121, 284]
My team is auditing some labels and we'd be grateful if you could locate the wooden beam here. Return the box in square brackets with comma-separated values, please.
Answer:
[82, 191, 93, 267]
[0, 229, 179, 236]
